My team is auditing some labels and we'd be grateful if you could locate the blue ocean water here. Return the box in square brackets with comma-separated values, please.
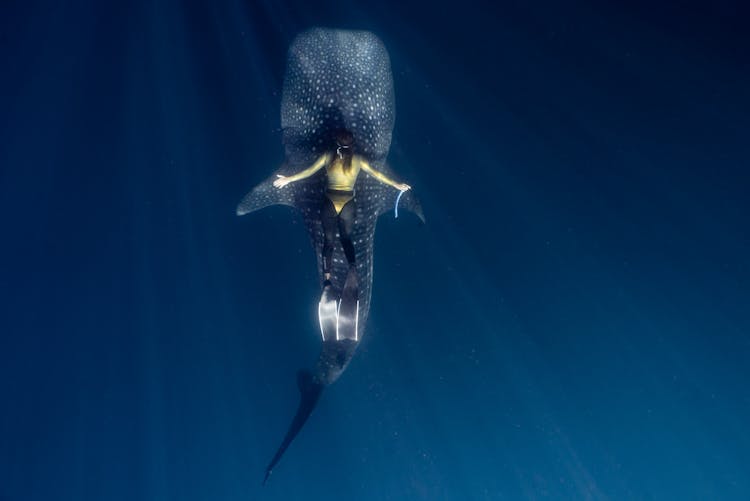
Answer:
[1, 0, 748, 499]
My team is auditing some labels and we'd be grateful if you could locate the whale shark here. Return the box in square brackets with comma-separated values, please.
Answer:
[236, 28, 424, 483]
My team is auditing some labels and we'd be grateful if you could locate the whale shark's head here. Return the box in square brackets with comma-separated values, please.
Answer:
[281, 28, 395, 165]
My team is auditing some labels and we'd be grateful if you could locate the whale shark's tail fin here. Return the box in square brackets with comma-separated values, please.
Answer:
[263, 370, 324, 485]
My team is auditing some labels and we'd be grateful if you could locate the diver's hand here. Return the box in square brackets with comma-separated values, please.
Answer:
[396, 183, 411, 192]
[273, 175, 291, 188]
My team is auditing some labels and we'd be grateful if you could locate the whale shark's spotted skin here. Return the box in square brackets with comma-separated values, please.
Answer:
[237, 28, 424, 337]
[281, 29, 395, 164]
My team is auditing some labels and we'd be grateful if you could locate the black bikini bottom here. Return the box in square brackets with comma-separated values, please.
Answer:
[326, 189, 354, 197]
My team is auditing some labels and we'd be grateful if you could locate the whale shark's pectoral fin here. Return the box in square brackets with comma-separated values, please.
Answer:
[263, 370, 324, 485]
[237, 162, 329, 217]
[365, 162, 426, 223]
[237, 166, 296, 216]
[236, 169, 298, 216]
[390, 188, 426, 223]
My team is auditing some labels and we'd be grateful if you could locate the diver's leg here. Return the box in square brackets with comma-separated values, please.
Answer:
[321, 198, 338, 283]
[335, 199, 359, 340]
[337, 200, 356, 267]
[317, 198, 339, 341]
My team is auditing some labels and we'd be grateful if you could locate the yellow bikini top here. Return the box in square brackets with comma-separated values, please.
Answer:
[325, 156, 361, 191]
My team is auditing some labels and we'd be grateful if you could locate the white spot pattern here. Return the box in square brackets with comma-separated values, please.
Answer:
[236, 29, 424, 336]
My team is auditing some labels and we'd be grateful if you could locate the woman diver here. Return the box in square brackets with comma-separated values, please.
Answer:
[273, 129, 410, 287]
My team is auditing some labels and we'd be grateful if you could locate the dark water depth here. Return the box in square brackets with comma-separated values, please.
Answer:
[1, 0, 748, 499]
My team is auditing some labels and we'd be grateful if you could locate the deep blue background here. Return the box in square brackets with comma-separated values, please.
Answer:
[1, 0, 748, 499]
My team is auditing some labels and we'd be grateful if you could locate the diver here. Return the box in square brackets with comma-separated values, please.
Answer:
[273, 129, 410, 287]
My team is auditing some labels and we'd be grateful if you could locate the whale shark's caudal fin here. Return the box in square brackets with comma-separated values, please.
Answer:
[262, 339, 359, 484]
[263, 370, 324, 485]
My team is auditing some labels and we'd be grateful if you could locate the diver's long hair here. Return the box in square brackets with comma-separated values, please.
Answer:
[335, 129, 354, 174]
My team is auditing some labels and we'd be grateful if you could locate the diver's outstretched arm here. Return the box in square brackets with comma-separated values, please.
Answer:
[359, 159, 411, 191]
[274, 153, 331, 188]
